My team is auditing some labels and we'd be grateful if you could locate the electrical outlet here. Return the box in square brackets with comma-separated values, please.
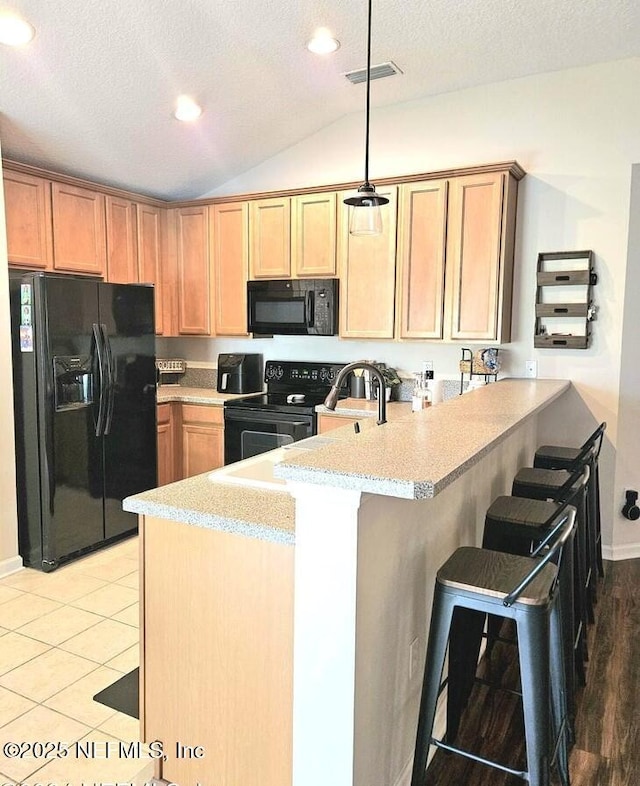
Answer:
[525, 360, 537, 378]
[409, 637, 420, 681]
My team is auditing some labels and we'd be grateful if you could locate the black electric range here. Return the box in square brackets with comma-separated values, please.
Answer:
[223, 360, 347, 464]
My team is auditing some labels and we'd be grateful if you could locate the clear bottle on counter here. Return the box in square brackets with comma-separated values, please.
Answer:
[412, 373, 432, 411]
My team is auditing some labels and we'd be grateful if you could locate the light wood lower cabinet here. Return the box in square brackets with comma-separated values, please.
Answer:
[317, 413, 362, 434]
[156, 403, 177, 486]
[180, 404, 224, 478]
[3, 170, 53, 269]
[141, 515, 294, 785]
[157, 403, 224, 484]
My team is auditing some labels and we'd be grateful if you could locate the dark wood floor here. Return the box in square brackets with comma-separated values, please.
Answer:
[420, 559, 639, 786]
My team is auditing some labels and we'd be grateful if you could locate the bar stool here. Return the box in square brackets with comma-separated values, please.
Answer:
[534, 422, 606, 581]
[410, 510, 575, 786]
[512, 464, 594, 628]
[480, 469, 589, 742]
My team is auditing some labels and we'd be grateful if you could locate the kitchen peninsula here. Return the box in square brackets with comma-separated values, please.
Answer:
[124, 378, 570, 786]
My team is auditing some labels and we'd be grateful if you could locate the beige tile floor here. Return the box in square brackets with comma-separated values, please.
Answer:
[0, 537, 155, 785]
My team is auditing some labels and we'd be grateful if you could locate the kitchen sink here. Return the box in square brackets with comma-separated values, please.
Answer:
[208, 444, 311, 491]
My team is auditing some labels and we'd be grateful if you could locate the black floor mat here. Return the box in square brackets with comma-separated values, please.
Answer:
[93, 667, 139, 719]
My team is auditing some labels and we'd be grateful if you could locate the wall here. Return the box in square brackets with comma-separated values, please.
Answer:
[613, 164, 640, 557]
[162, 56, 640, 557]
[0, 144, 21, 576]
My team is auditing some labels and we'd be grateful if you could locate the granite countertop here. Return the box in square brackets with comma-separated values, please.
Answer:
[127, 378, 569, 543]
[157, 385, 262, 405]
[316, 398, 412, 419]
[123, 472, 295, 545]
[276, 379, 570, 499]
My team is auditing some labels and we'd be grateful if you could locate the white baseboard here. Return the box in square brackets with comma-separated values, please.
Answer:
[602, 543, 640, 561]
[0, 554, 24, 579]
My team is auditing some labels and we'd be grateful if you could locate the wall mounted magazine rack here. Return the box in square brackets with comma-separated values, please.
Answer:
[534, 250, 597, 349]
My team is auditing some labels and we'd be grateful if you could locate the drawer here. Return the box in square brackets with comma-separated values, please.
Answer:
[181, 403, 223, 426]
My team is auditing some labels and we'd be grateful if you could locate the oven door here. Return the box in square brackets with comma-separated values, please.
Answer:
[224, 408, 314, 465]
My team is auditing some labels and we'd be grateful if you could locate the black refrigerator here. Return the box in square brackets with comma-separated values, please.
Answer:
[9, 272, 157, 572]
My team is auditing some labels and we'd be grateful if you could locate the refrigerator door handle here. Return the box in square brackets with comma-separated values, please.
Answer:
[92, 322, 107, 436]
[101, 324, 116, 435]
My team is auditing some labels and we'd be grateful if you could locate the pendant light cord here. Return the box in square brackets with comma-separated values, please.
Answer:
[363, 0, 372, 188]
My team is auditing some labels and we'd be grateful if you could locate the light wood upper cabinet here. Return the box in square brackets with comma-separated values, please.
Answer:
[446, 171, 516, 342]
[176, 206, 210, 335]
[291, 192, 337, 277]
[3, 170, 53, 269]
[137, 203, 166, 335]
[50, 182, 106, 275]
[181, 404, 224, 478]
[210, 202, 249, 336]
[396, 180, 448, 339]
[249, 197, 291, 278]
[338, 186, 398, 339]
[105, 196, 138, 284]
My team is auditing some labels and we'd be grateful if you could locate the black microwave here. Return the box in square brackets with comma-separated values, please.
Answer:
[247, 278, 338, 336]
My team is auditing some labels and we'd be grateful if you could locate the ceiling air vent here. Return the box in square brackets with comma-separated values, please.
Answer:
[344, 61, 403, 85]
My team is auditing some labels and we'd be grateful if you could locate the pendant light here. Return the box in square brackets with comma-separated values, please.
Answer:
[344, 0, 388, 236]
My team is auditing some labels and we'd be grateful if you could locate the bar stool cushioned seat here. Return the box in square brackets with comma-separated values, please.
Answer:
[411, 510, 575, 786]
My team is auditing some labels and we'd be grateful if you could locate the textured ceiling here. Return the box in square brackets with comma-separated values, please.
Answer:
[1, 0, 639, 200]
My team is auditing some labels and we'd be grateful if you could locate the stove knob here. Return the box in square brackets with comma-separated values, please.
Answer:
[275, 365, 284, 380]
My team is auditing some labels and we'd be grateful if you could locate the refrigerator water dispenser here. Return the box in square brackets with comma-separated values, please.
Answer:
[54, 355, 93, 410]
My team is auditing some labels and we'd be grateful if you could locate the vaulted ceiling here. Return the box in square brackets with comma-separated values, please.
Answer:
[1, 0, 639, 200]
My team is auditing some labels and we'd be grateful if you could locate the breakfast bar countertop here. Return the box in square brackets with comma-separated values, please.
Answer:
[276, 378, 570, 499]
[126, 378, 569, 542]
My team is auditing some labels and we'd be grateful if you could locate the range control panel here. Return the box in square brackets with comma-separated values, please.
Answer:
[264, 361, 346, 388]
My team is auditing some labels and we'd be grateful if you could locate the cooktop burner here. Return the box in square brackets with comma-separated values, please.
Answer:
[224, 360, 348, 414]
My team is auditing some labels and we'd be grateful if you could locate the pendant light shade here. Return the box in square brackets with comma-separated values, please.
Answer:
[345, 0, 388, 236]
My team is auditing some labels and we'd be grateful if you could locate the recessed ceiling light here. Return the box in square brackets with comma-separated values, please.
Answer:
[307, 28, 340, 55]
[0, 12, 35, 46]
[174, 95, 202, 122]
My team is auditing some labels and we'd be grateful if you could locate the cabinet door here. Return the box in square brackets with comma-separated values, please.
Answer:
[138, 204, 165, 335]
[446, 172, 505, 341]
[249, 197, 291, 278]
[3, 170, 53, 269]
[157, 403, 176, 486]
[51, 182, 106, 275]
[177, 206, 210, 335]
[181, 405, 224, 478]
[291, 192, 337, 277]
[338, 186, 398, 339]
[317, 414, 361, 434]
[396, 180, 447, 339]
[210, 202, 249, 336]
[106, 196, 138, 283]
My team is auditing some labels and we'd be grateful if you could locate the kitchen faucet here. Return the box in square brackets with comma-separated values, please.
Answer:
[324, 361, 387, 425]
